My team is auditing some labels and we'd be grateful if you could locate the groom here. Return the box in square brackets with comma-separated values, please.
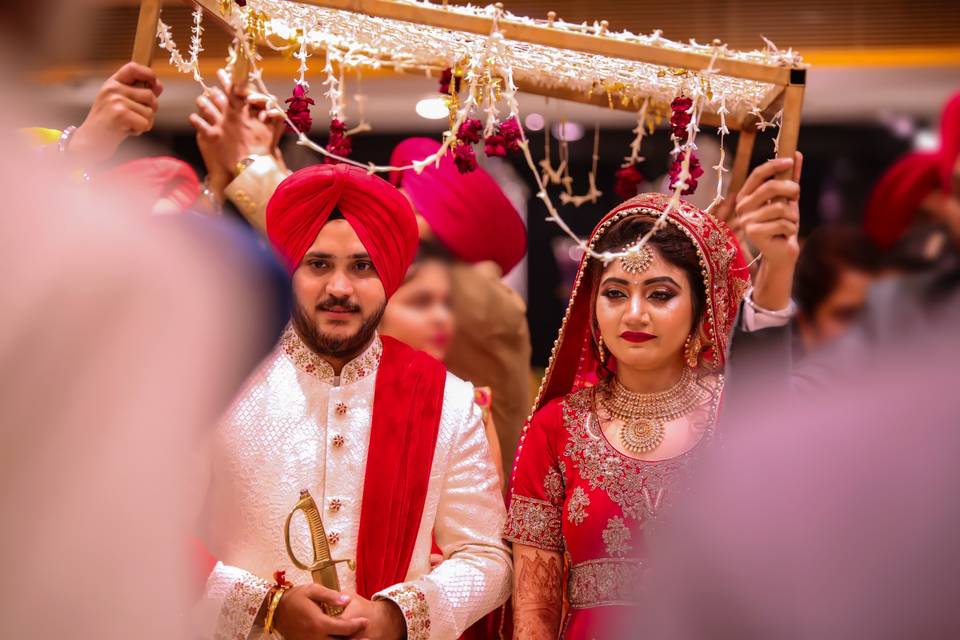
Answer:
[195, 164, 511, 640]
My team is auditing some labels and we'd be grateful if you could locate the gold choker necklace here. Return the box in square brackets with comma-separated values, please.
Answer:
[596, 368, 711, 454]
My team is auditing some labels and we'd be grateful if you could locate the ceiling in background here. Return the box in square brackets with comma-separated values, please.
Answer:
[32, 0, 960, 131]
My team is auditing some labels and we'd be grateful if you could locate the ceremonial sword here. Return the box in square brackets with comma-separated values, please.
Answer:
[284, 489, 356, 616]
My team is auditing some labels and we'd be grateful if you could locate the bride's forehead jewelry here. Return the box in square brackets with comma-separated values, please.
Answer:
[620, 243, 653, 274]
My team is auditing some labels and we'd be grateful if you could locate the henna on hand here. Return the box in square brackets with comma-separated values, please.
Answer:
[513, 545, 564, 640]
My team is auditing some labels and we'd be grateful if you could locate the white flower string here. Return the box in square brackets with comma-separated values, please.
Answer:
[157, 0, 796, 261]
[622, 98, 649, 168]
[293, 26, 310, 89]
[157, 11, 211, 91]
[559, 123, 603, 207]
[322, 46, 342, 119]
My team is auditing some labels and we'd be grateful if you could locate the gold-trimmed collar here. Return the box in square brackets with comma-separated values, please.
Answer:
[280, 324, 383, 386]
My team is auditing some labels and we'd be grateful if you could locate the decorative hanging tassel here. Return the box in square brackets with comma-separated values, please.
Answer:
[285, 84, 314, 133]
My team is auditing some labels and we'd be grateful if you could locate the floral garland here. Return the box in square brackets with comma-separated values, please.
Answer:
[158, 2, 758, 263]
[667, 96, 703, 196]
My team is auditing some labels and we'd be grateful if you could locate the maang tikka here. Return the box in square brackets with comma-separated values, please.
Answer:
[620, 242, 653, 274]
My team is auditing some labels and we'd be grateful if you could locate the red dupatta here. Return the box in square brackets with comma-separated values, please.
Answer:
[354, 335, 447, 597]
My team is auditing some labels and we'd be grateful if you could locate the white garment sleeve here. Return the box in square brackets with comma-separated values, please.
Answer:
[373, 401, 513, 640]
[740, 290, 796, 332]
[192, 562, 272, 640]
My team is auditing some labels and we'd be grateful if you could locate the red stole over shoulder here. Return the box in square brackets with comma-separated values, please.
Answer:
[355, 335, 447, 597]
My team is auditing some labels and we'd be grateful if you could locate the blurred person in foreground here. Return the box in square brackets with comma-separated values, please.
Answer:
[2, 7, 289, 639]
[505, 154, 802, 639]
[793, 225, 882, 355]
[196, 163, 510, 640]
[0, 113, 288, 640]
[633, 293, 960, 639]
[191, 82, 533, 484]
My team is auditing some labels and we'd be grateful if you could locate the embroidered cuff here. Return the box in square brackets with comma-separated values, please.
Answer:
[212, 569, 271, 640]
[373, 583, 431, 640]
[223, 155, 291, 232]
[503, 494, 564, 551]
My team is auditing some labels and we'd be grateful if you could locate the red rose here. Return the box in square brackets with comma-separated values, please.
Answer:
[668, 151, 702, 195]
[614, 164, 645, 200]
[456, 119, 483, 144]
[498, 117, 523, 152]
[484, 134, 507, 157]
[453, 144, 478, 173]
[284, 84, 315, 133]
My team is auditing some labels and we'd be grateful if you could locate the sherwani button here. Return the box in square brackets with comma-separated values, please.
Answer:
[335, 402, 348, 416]
[332, 434, 345, 448]
[329, 498, 343, 512]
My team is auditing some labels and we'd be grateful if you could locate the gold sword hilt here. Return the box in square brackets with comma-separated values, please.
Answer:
[284, 489, 356, 616]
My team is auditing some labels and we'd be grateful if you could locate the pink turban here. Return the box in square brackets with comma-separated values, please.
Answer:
[266, 164, 418, 298]
[389, 137, 527, 275]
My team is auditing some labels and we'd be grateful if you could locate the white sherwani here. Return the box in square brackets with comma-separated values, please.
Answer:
[195, 327, 512, 639]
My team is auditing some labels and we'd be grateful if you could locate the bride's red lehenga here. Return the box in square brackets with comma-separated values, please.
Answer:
[504, 193, 751, 638]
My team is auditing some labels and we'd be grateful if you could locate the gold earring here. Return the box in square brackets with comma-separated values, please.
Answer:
[684, 334, 701, 369]
[598, 335, 607, 364]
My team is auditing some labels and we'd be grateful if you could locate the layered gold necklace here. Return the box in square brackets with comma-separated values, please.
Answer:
[596, 367, 711, 454]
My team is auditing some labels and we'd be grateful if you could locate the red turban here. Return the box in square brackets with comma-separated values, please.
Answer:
[104, 156, 200, 214]
[863, 152, 942, 249]
[389, 137, 527, 275]
[938, 91, 960, 193]
[265, 163, 418, 298]
[864, 90, 960, 249]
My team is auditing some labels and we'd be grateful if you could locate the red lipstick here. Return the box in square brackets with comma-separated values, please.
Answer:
[620, 331, 656, 343]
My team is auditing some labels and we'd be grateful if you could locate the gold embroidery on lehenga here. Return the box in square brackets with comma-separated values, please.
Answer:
[544, 465, 564, 504]
[504, 495, 564, 551]
[602, 516, 633, 557]
[568, 558, 643, 608]
[561, 381, 722, 522]
[567, 486, 590, 525]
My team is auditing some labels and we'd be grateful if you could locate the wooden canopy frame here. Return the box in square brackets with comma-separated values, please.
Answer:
[132, 0, 805, 193]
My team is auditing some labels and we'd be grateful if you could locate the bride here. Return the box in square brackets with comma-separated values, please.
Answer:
[505, 156, 801, 638]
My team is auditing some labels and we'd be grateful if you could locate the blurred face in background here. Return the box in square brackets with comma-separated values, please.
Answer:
[795, 226, 882, 353]
[380, 259, 454, 361]
[798, 266, 874, 350]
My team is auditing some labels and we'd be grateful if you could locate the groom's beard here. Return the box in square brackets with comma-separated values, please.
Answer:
[292, 296, 385, 360]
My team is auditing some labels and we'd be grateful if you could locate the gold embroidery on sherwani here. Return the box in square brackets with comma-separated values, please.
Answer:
[380, 584, 431, 640]
[280, 324, 383, 385]
[214, 572, 271, 640]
